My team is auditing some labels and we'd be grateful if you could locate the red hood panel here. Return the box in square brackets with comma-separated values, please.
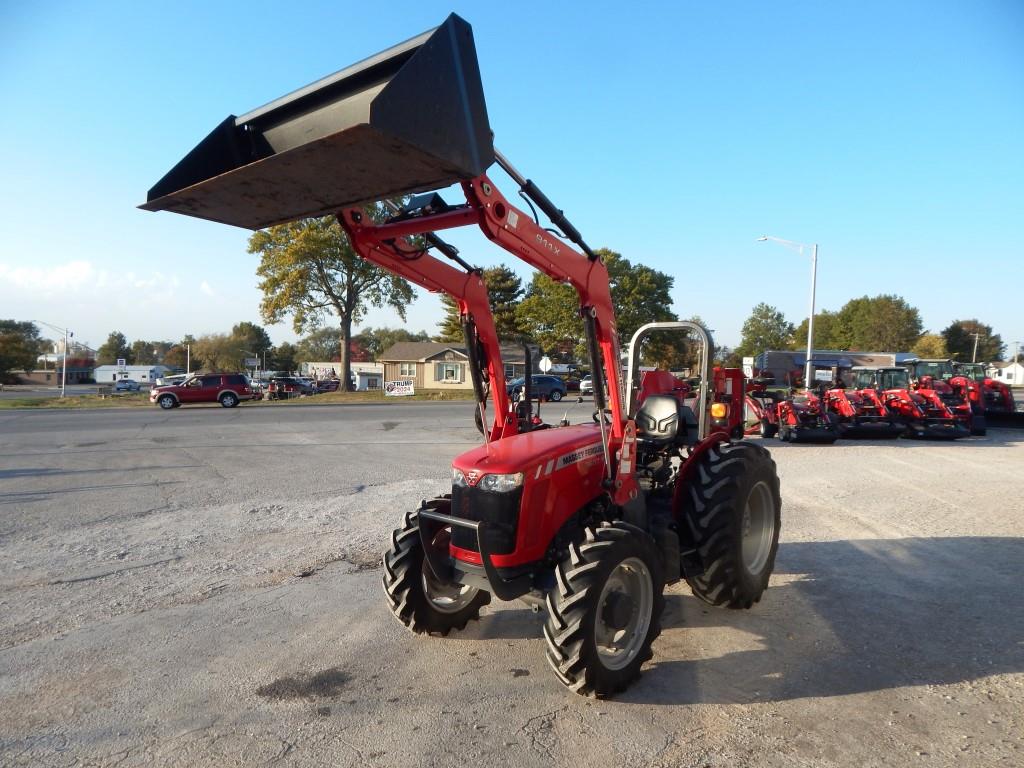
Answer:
[454, 424, 605, 477]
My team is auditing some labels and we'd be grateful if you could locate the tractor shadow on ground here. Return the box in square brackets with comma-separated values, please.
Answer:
[619, 536, 1024, 705]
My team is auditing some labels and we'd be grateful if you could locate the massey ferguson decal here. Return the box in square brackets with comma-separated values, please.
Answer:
[556, 443, 604, 470]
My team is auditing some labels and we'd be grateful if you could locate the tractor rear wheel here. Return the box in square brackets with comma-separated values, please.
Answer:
[382, 509, 489, 636]
[679, 441, 781, 609]
[759, 419, 778, 438]
[543, 522, 665, 697]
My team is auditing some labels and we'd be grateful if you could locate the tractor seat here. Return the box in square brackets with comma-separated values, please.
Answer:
[634, 395, 699, 449]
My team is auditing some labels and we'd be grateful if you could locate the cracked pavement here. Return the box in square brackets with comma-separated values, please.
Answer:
[1, 403, 1022, 766]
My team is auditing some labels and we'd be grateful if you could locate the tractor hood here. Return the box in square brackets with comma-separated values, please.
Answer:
[453, 424, 606, 484]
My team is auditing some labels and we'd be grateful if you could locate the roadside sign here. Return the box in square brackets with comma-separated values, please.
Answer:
[385, 380, 415, 397]
[814, 369, 832, 382]
[117, 358, 127, 371]
[539, 356, 552, 373]
[742, 356, 754, 378]
[244, 357, 259, 367]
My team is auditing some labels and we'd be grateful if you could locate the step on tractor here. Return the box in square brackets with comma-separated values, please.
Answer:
[140, 14, 782, 697]
[821, 386, 905, 439]
[955, 362, 1019, 424]
[744, 378, 784, 438]
[851, 366, 968, 440]
[902, 358, 982, 435]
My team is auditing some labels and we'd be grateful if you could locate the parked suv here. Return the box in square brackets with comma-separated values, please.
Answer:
[579, 375, 593, 395]
[506, 374, 567, 402]
[150, 373, 253, 409]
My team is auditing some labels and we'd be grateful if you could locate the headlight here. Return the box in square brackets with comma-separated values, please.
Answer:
[452, 468, 468, 487]
[478, 472, 524, 493]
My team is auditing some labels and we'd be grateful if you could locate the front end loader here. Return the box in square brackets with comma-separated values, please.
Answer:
[903, 358, 982, 435]
[140, 14, 782, 698]
[822, 386, 905, 439]
[851, 366, 968, 440]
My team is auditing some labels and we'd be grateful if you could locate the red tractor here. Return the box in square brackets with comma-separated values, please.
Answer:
[955, 362, 1017, 424]
[851, 366, 968, 440]
[821, 385, 905, 439]
[903, 358, 983, 435]
[772, 389, 841, 443]
[141, 14, 783, 697]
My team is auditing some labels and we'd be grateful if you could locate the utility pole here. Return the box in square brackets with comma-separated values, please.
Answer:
[186, 344, 191, 375]
[971, 332, 982, 363]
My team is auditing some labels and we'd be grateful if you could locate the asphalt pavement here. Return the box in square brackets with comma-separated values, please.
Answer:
[1, 403, 1022, 767]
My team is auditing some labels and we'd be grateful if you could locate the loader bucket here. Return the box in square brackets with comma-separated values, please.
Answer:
[140, 14, 493, 229]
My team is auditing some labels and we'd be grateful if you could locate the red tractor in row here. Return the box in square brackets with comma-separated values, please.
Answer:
[742, 378, 839, 444]
[821, 385, 905, 439]
[954, 362, 1018, 424]
[903, 358, 984, 435]
[850, 366, 968, 440]
[142, 14, 783, 697]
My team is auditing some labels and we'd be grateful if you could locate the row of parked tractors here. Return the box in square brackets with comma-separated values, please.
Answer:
[710, 358, 1017, 444]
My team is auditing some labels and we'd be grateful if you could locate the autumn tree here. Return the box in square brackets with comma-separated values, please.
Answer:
[911, 333, 948, 359]
[191, 334, 237, 371]
[96, 331, 132, 365]
[250, 215, 415, 390]
[942, 319, 1005, 362]
[297, 328, 341, 362]
[0, 320, 42, 381]
[735, 304, 794, 358]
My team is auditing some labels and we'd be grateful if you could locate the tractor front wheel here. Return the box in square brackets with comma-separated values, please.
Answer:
[679, 441, 781, 609]
[759, 418, 778, 438]
[382, 509, 489, 636]
[544, 522, 665, 697]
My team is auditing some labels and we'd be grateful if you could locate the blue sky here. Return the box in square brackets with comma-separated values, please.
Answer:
[1, 1, 1021, 354]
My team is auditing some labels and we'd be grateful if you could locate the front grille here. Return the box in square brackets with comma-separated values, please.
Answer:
[449, 485, 523, 555]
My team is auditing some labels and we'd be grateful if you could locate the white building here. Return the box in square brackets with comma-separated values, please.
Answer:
[301, 361, 384, 391]
[988, 361, 1024, 386]
[93, 364, 171, 383]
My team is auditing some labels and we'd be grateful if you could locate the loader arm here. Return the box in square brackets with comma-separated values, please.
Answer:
[337, 207, 516, 441]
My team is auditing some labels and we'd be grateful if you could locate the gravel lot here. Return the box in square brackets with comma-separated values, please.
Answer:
[1, 403, 1021, 767]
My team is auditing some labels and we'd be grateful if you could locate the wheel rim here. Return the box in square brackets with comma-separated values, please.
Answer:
[741, 480, 775, 575]
[421, 563, 480, 614]
[594, 556, 653, 671]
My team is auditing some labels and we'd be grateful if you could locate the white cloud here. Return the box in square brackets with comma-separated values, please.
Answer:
[199, 280, 215, 297]
[0, 260, 97, 294]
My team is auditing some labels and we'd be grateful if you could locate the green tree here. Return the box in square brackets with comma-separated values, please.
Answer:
[272, 342, 298, 373]
[96, 331, 132, 366]
[129, 340, 159, 365]
[793, 310, 840, 349]
[911, 333, 948, 359]
[0, 320, 42, 381]
[355, 326, 432, 360]
[250, 215, 415, 390]
[437, 264, 529, 342]
[297, 328, 342, 362]
[941, 319, 1005, 362]
[735, 304, 794, 358]
[163, 344, 189, 371]
[604, 249, 677, 344]
[230, 322, 273, 363]
[830, 295, 923, 351]
[516, 273, 584, 358]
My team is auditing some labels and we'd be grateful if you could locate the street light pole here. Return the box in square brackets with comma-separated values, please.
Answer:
[971, 332, 982, 363]
[757, 236, 819, 388]
[61, 328, 68, 398]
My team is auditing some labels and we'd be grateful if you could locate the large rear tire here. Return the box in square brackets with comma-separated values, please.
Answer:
[543, 522, 665, 697]
[679, 441, 781, 609]
[759, 419, 777, 438]
[382, 509, 489, 636]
